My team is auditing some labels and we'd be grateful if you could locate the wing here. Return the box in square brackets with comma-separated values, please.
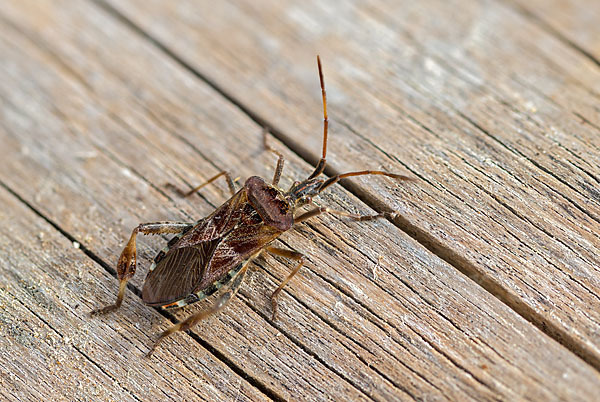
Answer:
[142, 187, 286, 307]
[142, 238, 221, 306]
[194, 222, 283, 292]
[141, 189, 248, 306]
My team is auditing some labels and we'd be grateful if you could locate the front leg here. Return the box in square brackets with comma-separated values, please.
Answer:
[91, 221, 192, 316]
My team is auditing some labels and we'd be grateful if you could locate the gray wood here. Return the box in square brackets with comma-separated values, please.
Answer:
[0, 186, 268, 402]
[103, 0, 600, 371]
[510, 0, 600, 62]
[0, 0, 598, 401]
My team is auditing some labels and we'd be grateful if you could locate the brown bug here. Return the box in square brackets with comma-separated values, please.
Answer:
[91, 56, 413, 356]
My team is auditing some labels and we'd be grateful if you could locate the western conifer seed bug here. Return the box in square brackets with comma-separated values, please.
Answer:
[91, 56, 414, 356]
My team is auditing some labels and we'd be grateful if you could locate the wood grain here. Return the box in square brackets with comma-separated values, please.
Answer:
[509, 0, 600, 62]
[0, 0, 598, 401]
[102, 0, 600, 369]
[0, 185, 268, 402]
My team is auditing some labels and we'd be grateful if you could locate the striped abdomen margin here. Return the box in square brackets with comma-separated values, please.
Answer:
[160, 262, 244, 309]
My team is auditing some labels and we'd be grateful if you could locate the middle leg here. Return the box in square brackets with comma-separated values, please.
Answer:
[184, 170, 236, 198]
[264, 246, 305, 321]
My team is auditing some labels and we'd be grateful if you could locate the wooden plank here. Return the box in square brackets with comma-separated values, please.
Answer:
[504, 0, 600, 129]
[0, 7, 366, 400]
[101, 0, 600, 370]
[0, 0, 599, 401]
[0, 186, 268, 401]
[508, 0, 600, 62]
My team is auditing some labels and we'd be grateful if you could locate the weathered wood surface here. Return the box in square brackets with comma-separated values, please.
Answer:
[0, 0, 598, 401]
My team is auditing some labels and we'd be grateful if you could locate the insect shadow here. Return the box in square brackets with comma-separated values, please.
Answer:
[91, 56, 414, 357]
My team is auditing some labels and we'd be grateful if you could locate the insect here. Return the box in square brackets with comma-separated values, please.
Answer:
[91, 56, 414, 356]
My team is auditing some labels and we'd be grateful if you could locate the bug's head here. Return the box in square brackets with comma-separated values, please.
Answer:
[287, 178, 325, 208]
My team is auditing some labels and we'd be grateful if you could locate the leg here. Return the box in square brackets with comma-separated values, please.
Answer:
[146, 258, 251, 357]
[319, 170, 415, 193]
[90, 221, 192, 316]
[263, 129, 285, 186]
[265, 246, 305, 321]
[184, 170, 236, 197]
[294, 207, 398, 224]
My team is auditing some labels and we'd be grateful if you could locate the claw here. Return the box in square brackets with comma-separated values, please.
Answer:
[145, 343, 158, 358]
[89, 304, 119, 316]
[90, 279, 128, 316]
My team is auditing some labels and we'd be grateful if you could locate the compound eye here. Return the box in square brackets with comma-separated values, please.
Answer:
[305, 196, 313, 204]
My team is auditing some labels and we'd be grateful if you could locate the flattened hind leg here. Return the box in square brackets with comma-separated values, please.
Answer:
[146, 258, 251, 357]
[90, 221, 193, 316]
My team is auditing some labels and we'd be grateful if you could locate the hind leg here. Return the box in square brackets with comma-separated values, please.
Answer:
[91, 221, 193, 316]
[146, 258, 251, 357]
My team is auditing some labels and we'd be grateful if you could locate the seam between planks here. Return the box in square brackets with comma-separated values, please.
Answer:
[96, 93, 385, 401]
[253, 241, 439, 398]
[302, 217, 500, 395]
[384, 31, 600, 225]
[501, 0, 600, 69]
[0, 22, 380, 397]
[1, 72, 371, 398]
[282, 223, 480, 394]
[0, 179, 283, 402]
[344, 106, 600, 368]
[0, 184, 144, 402]
[91, 0, 600, 374]
[388, 20, 600, 212]
[86, 109, 378, 399]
